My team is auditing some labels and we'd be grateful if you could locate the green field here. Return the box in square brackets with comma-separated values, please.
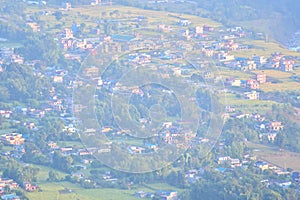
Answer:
[24, 163, 182, 200]
[223, 93, 278, 113]
[25, 181, 183, 200]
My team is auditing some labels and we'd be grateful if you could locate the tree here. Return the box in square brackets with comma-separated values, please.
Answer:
[274, 132, 285, 148]
[54, 11, 63, 21]
[52, 152, 73, 173]
[48, 170, 59, 182]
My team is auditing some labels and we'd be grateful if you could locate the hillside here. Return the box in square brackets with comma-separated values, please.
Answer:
[112, 0, 300, 46]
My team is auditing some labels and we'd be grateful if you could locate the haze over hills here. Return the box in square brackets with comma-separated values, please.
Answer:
[193, 0, 300, 46]
[110, 0, 300, 46]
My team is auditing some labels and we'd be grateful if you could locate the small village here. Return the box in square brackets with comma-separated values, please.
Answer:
[0, 0, 300, 199]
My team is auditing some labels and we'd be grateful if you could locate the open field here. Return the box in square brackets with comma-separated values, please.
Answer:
[25, 181, 183, 200]
[24, 163, 183, 200]
[252, 69, 292, 79]
[246, 142, 300, 171]
[259, 81, 300, 92]
[26, 4, 221, 36]
[251, 69, 300, 92]
[232, 39, 300, 58]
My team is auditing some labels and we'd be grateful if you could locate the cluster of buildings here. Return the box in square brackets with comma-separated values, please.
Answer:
[0, 2, 299, 197]
[0, 177, 39, 199]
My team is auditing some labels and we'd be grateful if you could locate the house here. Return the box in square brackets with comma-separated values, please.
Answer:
[48, 141, 58, 149]
[91, 0, 100, 5]
[157, 24, 172, 33]
[225, 78, 242, 87]
[195, 26, 203, 34]
[275, 181, 292, 188]
[255, 161, 269, 170]
[244, 91, 259, 100]
[178, 19, 191, 26]
[63, 28, 73, 39]
[135, 191, 148, 198]
[1, 193, 20, 200]
[267, 133, 277, 141]
[72, 172, 84, 180]
[78, 149, 93, 156]
[0, 178, 18, 191]
[63, 124, 76, 135]
[215, 167, 226, 173]
[53, 75, 63, 83]
[292, 172, 300, 182]
[259, 132, 277, 142]
[26, 22, 40, 32]
[256, 73, 266, 84]
[217, 156, 231, 164]
[1, 133, 25, 146]
[23, 182, 38, 192]
[253, 55, 267, 67]
[203, 25, 214, 32]
[266, 53, 284, 69]
[268, 121, 284, 131]
[0, 110, 12, 118]
[219, 53, 235, 62]
[246, 80, 260, 90]
[241, 60, 256, 71]
[230, 158, 242, 168]
[155, 190, 177, 200]
[60, 146, 73, 154]
[62, 2, 71, 10]
[128, 146, 145, 154]
[10, 55, 24, 65]
[280, 58, 294, 71]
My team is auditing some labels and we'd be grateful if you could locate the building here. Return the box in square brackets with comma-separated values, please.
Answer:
[178, 19, 191, 26]
[0, 193, 20, 200]
[195, 26, 203, 34]
[203, 25, 214, 32]
[253, 55, 267, 67]
[241, 60, 256, 71]
[23, 182, 38, 192]
[26, 22, 40, 32]
[155, 190, 178, 200]
[219, 53, 235, 62]
[53, 76, 63, 83]
[268, 121, 284, 131]
[244, 91, 259, 100]
[0, 178, 18, 191]
[255, 161, 269, 170]
[64, 28, 73, 39]
[256, 73, 266, 84]
[62, 2, 71, 10]
[1, 133, 25, 146]
[280, 58, 294, 71]
[246, 79, 260, 90]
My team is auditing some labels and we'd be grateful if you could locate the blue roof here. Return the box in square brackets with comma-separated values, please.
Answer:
[1, 194, 18, 200]
[236, 57, 248, 61]
[216, 167, 226, 173]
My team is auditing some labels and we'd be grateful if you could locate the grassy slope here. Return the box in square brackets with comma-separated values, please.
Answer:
[247, 142, 300, 171]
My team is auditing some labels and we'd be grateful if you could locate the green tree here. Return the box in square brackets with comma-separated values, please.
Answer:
[48, 170, 59, 182]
